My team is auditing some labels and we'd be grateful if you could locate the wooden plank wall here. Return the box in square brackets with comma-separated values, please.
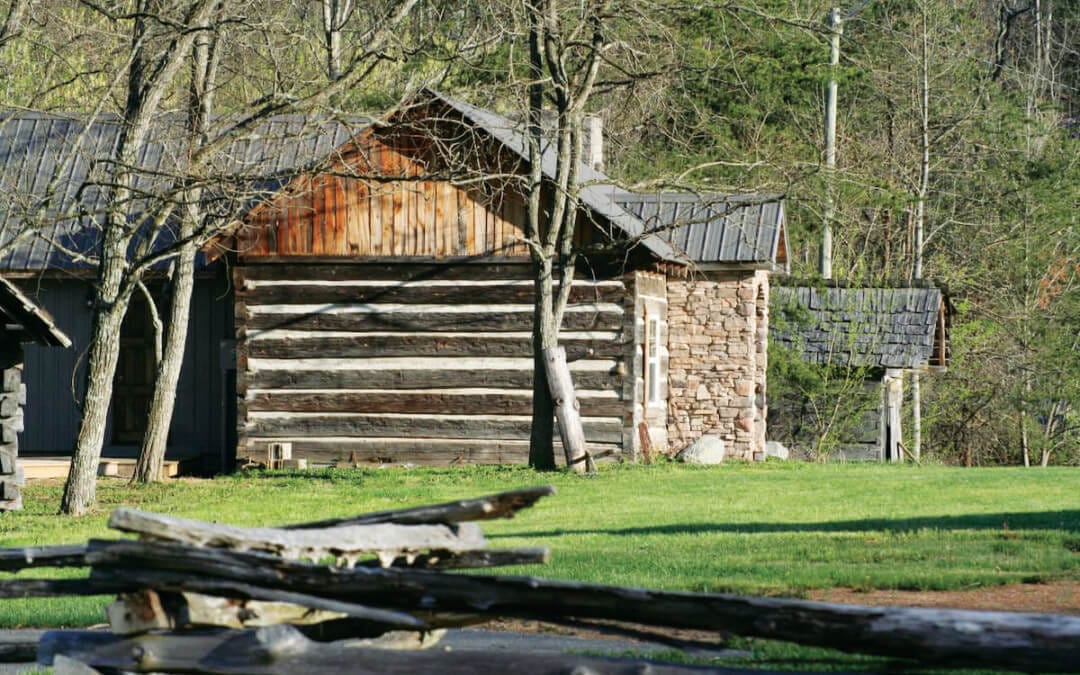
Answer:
[234, 263, 629, 466]
[235, 132, 537, 259]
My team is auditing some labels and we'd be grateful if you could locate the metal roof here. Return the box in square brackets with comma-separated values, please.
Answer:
[0, 276, 71, 346]
[771, 286, 946, 369]
[0, 91, 787, 270]
[425, 90, 788, 268]
[423, 90, 687, 263]
[0, 113, 363, 271]
[614, 192, 785, 267]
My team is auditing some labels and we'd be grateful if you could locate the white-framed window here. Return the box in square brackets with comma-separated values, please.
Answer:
[646, 315, 661, 406]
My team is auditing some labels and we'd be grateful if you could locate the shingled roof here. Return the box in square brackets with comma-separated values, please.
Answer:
[771, 285, 949, 370]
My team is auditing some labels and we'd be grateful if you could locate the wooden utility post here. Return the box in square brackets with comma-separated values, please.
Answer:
[542, 347, 591, 473]
[820, 6, 842, 280]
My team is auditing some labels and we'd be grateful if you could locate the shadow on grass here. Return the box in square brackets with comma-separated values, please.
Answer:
[492, 510, 1080, 539]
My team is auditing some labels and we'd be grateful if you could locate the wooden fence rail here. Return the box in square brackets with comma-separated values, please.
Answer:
[1, 485, 1078, 673]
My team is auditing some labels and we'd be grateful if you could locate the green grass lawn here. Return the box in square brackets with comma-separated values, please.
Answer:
[1, 461, 1078, 631]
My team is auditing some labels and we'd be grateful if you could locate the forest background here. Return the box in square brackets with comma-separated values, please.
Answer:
[0, 0, 1076, 477]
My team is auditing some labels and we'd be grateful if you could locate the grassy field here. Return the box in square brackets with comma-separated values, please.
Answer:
[1, 461, 1078, 631]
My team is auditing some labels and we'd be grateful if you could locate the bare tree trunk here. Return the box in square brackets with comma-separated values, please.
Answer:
[60, 264, 131, 515]
[134, 5, 219, 484]
[133, 246, 195, 483]
[909, 2, 930, 463]
[820, 6, 841, 280]
[322, 0, 352, 82]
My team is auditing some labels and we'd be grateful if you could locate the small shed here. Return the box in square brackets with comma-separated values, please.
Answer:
[769, 284, 949, 461]
[0, 277, 71, 509]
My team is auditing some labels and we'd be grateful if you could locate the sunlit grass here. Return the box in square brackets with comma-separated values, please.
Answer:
[1, 461, 1077, 628]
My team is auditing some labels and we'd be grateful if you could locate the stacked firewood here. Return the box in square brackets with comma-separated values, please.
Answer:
[1, 486, 1079, 673]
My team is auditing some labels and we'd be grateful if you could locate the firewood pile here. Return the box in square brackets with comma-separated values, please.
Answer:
[1, 486, 1079, 674]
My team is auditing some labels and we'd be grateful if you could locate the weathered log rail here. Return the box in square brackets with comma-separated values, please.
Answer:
[2, 485, 1079, 673]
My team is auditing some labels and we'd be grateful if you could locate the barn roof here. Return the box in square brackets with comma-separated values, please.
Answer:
[0, 90, 787, 271]
[0, 113, 361, 271]
[770, 285, 949, 370]
[423, 90, 686, 264]
[614, 192, 787, 269]
[0, 276, 71, 346]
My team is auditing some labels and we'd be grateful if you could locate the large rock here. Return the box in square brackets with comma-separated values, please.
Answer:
[766, 441, 790, 460]
[675, 435, 725, 465]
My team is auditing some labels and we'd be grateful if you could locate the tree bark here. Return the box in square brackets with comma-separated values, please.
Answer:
[134, 243, 195, 483]
[60, 270, 131, 516]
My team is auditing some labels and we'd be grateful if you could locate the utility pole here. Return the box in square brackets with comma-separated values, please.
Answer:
[820, 6, 842, 279]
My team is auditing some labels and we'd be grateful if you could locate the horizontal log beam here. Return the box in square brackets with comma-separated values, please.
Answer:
[236, 439, 622, 467]
[243, 309, 622, 333]
[244, 391, 625, 417]
[84, 540, 1080, 672]
[246, 334, 626, 360]
[38, 625, 729, 674]
[245, 368, 620, 392]
[239, 262, 536, 282]
[284, 486, 555, 528]
[0, 545, 88, 571]
[108, 509, 486, 560]
[238, 283, 623, 306]
[242, 414, 624, 444]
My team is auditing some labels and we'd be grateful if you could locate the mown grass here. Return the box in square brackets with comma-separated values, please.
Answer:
[0, 461, 1077, 631]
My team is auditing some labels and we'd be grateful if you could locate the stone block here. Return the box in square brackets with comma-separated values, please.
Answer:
[676, 435, 725, 465]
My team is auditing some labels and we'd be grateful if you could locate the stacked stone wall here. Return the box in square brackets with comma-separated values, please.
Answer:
[666, 271, 769, 459]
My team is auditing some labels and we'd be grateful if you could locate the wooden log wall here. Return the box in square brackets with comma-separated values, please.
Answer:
[235, 263, 630, 467]
[0, 341, 24, 511]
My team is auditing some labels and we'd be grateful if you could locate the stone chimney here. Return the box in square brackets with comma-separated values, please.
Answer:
[584, 115, 604, 172]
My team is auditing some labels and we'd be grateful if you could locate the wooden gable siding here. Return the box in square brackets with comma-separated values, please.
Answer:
[236, 131, 535, 259]
[234, 263, 631, 467]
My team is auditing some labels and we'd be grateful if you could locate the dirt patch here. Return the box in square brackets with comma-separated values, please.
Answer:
[482, 581, 1080, 646]
[809, 580, 1080, 615]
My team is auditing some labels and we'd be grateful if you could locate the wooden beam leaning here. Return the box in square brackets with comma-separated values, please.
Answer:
[84, 539, 1080, 672]
[283, 485, 555, 528]
[108, 508, 486, 564]
[38, 624, 743, 675]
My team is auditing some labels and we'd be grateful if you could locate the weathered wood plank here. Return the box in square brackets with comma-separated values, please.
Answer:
[108, 508, 486, 560]
[0, 544, 88, 571]
[243, 414, 624, 443]
[246, 333, 625, 360]
[237, 282, 624, 306]
[544, 346, 591, 473]
[238, 262, 537, 282]
[246, 368, 620, 392]
[0, 576, 131, 599]
[237, 439, 622, 467]
[283, 485, 555, 528]
[38, 625, 740, 674]
[243, 308, 623, 333]
[244, 391, 625, 417]
[84, 540, 1080, 672]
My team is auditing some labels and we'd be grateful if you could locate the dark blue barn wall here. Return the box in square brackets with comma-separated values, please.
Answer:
[16, 271, 234, 472]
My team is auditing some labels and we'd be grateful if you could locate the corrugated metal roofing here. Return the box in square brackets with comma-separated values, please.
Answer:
[0, 90, 787, 270]
[0, 113, 363, 271]
[424, 90, 688, 263]
[771, 286, 944, 369]
[426, 89, 787, 267]
[614, 192, 785, 266]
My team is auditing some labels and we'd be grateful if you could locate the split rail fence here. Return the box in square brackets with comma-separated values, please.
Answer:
[1, 486, 1078, 673]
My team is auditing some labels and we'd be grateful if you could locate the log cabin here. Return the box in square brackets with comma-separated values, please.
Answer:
[0, 90, 788, 472]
